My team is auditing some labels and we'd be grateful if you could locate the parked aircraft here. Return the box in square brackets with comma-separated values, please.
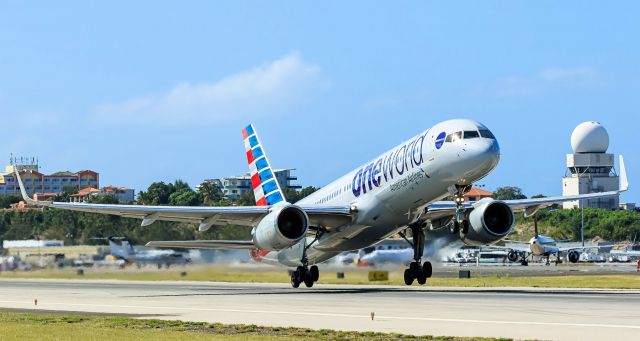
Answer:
[14, 119, 629, 287]
[486, 218, 614, 265]
[92, 237, 191, 268]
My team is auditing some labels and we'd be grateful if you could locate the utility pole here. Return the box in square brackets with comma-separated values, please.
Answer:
[581, 199, 585, 247]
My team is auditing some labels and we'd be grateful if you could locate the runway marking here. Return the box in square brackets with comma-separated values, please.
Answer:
[1, 300, 639, 330]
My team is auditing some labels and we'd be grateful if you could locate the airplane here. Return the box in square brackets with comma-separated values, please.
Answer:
[485, 217, 616, 265]
[14, 119, 629, 288]
[608, 234, 640, 262]
[92, 236, 191, 268]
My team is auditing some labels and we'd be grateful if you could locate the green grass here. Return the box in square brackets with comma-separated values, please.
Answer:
[0, 311, 513, 341]
[1, 265, 639, 289]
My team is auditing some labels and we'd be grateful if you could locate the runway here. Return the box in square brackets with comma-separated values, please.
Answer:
[1, 279, 639, 341]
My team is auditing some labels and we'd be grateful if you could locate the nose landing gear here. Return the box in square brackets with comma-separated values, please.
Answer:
[450, 185, 471, 235]
[400, 222, 433, 286]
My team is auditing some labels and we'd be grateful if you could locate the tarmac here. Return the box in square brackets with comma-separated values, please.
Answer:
[1, 278, 639, 340]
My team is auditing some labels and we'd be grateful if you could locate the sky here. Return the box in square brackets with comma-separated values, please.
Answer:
[0, 1, 638, 203]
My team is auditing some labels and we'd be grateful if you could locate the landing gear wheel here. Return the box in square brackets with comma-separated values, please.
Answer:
[310, 265, 319, 282]
[451, 221, 460, 234]
[461, 220, 469, 234]
[303, 271, 314, 288]
[291, 271, 301, 288]
[409, 262, 427, 285]
[422, 261, 433, 278]
[416, 272, 427, 285]
[403, 269, 414, 285]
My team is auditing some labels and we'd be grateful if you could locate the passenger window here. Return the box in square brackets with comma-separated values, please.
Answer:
[479, 130, 495, 139]
[464, 130, 479, 139]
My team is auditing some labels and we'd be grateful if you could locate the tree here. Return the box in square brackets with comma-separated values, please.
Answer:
[298, 186, 318, 200]
[168, 189, 202, 206]
[50, 186, 79, 202]
[283, 186, 318, 203]
[236, 190, 255, 206]
[172, 179, 191, 193]
[197, 181, 223, 205]
[0, 195, 20, 209]
[86, 193, 120, 204]
[137, 182, 173, 205]
[493, 186, 527, 200]
[282, 187, 301, 203]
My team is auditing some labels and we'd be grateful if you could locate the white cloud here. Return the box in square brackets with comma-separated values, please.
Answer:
[484, 67, 598, 97]
[94, 52, 327, 124]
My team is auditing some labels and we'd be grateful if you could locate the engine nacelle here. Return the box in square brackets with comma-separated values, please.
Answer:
[461, 198, 514, 246]
[568, 250, 580, 263]
[252, 204, 309, 251]
[507, 250, 519, 262]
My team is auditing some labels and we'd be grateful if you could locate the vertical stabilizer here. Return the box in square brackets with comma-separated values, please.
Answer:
[120, 239, 135, 256]
[241, 124, 286, 206]
[107, 237, 125, 258]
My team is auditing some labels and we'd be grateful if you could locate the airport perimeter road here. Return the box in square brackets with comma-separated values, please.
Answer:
[1, 279, 639, 341]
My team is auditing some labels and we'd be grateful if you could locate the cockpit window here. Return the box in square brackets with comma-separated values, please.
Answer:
[452, 131, 462, 142]
[445, 131, 462, 143]
[463, 130, 479, 139]
[479, 129, 495, 139]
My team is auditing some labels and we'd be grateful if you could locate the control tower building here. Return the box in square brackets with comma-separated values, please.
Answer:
[562, 121, 619, 209]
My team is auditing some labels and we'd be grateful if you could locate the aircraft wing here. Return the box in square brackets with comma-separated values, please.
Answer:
[557, 244, 619, 252]
[146, 240, 255, 249]
[482, 244, 530, 253]
[13, 168, 353, 231]
[424, 155, 629, 221]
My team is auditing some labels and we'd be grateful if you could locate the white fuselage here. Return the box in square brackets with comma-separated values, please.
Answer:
[529, 235, 560, 256]
[252, 119, 501, 266]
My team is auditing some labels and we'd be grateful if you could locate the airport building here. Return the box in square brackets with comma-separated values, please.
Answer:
[69, 185, 135, 203]
[445, 187, 493, 202]
[562, 122, 619, 209]
[0, 157, 99, 196]
[463, 187, 493, 202]
[207, 168, 300, 200]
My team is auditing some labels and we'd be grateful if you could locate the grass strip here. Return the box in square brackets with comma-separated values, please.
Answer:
[1, 266, 638, 289]
[0, 311, 513, 341]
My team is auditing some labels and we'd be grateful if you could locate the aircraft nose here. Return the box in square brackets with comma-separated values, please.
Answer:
[469, 138, 500, 162]
[457, 138, 500, 181]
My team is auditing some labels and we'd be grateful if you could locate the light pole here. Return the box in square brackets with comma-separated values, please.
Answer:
[581, 199, 585, 247]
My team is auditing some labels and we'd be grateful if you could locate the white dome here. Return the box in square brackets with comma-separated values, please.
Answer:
[571, 121, 609, 153]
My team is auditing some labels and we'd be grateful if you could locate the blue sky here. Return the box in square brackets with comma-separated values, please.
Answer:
[1, 1, 637, 202]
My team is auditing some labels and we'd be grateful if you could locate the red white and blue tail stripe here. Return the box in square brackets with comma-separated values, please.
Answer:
[242, 124, 286, 206]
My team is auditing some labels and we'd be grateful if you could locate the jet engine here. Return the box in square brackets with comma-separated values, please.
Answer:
[461, 198, 514, 246]
[252, 204, 309, 251]
[567, 250, 580, 263]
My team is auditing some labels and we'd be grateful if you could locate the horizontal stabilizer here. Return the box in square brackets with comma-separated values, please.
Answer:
[146, 240, 255, 250]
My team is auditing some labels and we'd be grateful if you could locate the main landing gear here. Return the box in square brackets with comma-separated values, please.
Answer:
[291, 264, 319, 288]
[290, 228, 324, 288]
[399, 222, 433, 286]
